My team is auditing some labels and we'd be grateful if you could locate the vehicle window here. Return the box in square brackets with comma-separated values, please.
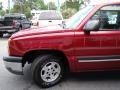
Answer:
[4, 16, 21, 21]
[39, 11, 62, 20]
[65, 5, 94, 29]
[21, 16, 27, 20]
[91, 5, 120, 30]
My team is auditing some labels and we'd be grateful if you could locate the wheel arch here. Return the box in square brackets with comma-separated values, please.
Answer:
[22, 49, 70, 71]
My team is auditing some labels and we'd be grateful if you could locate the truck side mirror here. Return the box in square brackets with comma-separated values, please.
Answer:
[83, 20, 100, 32]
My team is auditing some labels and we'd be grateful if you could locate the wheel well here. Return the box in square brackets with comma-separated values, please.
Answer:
[22, 50, 69, 71]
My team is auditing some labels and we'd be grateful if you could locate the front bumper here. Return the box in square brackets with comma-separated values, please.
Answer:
[3, 56, 23, 75]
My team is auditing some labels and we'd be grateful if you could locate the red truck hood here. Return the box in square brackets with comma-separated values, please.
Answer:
[11, 25, 65, 39]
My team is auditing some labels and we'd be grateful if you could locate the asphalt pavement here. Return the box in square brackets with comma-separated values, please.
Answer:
[1, 37, 120, 90]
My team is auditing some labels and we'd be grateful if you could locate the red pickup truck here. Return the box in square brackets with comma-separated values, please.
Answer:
[3, 2, 120, 88]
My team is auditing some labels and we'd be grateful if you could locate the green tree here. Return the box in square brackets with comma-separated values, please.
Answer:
[60, 0, 89, 19]
[0, 2, 5, 16]
[29, 0, 47, 10]
[47, 2, 57, 10]
[11, 1, 32, 18]
[23, 2, 32, 18]
[11, 3, 21, 13]
[0, 10, 5, 16]
[61, 0, 80, 11]
[61, 8, 77, 19]
[0, 2, 2, 10]
[61, 0, 80, 19]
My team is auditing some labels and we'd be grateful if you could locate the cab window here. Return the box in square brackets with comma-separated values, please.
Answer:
[91, 5, 120, 30]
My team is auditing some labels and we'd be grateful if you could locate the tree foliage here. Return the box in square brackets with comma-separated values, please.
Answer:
[12, 0, 48, 18]
[29, 0, 57, 10]
[22, 0, 57, 17]
[0, 10, 5, 16]
[60, 0, 88, 19]
[0, 2, 5, 16]
[11, 0, 32, 18]
[30, 0, 47, 10]
[61, 8, 77, 19]
[47, 2, 57, 10]
[61, 0, 80, 11]
[11, 0, 89, 19]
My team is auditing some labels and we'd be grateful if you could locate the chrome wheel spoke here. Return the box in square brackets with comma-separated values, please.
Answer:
[41, 62, 61, 82]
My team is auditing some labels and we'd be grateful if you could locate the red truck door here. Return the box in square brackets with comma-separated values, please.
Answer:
[75, 4, 120, 71]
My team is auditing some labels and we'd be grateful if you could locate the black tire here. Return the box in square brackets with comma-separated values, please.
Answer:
[18, 26, 22, 31]
[29, 23, 31, 28]
[0, 34, 3, 37]
[31, 55, 64, 88]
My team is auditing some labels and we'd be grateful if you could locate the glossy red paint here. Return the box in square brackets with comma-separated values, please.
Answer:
[8, 2, 120, 72]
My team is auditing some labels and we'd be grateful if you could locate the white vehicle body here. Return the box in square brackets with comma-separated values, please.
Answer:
[31, 10, 63, 27]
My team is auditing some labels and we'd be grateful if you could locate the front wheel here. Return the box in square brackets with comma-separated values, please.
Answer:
[0, 33, 3, 37]
[17, 27, 22, 31]
[31, 55, 64, 88]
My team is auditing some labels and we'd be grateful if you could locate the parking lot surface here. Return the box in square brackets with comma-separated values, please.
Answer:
[1, 38, 120, 90]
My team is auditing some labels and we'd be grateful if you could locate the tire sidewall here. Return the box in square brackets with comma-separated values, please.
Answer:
[0, 34, 3, 37]
[32, 55, 64, 88]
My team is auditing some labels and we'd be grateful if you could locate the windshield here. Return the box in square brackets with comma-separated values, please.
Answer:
[65, 5, 94, 29]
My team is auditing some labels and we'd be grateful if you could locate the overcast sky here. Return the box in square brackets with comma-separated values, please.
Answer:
[0, 0, 13, 10]
[0, 0, 120, 10]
